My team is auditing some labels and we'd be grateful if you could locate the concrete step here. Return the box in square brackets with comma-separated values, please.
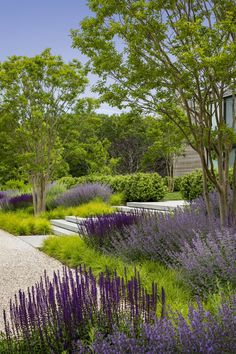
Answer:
[51, 219, 79, 233]
[126, 201, 187, 212]
[65, 216, 86, 224]
[51, 225, 78, 236]
[115, 205, 167, 214]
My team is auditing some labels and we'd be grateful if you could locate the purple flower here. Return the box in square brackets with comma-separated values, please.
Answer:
[170, 228, 236, 296]
[55, 183, 112, 207]
[3, 266, 159, 353]
[82, 212, 140, 250]
[73, 295, 236, 353]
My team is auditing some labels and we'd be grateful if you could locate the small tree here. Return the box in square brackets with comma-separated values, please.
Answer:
[72, 0, 236, 226]
[0, 49, 88, 214]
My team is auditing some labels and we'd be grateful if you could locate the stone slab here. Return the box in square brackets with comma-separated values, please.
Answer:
[126, 200, 188, 211]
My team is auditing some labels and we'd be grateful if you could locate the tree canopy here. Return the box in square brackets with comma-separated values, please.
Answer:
[72, 0, 236, 225]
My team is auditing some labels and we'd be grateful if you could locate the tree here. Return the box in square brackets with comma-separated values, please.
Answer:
[99, 113, 151, 174]
[143, 117, 185, 191]
[72, 0, 236, 226]
[60, 101, 119, 176]
[0, 49, 88, 214]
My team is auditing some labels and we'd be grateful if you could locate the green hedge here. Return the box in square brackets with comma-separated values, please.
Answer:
[180, 169, 235, 200]
[162, 176, 184, 192]
[58, 173, 167, 202]
[180, 170, 206, 200]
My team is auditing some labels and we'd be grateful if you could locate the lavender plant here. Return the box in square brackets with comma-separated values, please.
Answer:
[82, 212, 140, 250]
[3, 266, 159, 353]
[170, 228, 236, 296]
[108, 204, 219, 264]
[73, 295, 236, 353]
[55, 183, 112, 207]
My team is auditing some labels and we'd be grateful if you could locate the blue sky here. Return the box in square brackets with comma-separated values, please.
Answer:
[0, 0, 120, 114]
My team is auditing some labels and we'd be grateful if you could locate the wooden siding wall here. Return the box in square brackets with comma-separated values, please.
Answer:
[173, 145, 202, 177]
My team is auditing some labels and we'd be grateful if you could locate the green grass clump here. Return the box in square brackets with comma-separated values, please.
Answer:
[42, 236, 192, 314]
[109, 192, 125, 205]
[43, 200, 115, 219]
[0, 211, 51, 235]
[163, 191, 183, 201]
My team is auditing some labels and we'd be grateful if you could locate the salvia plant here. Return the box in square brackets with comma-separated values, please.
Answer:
[55, 183, 112, 207]
[0, 193, 33, 211]
[3, 266, 160, 353]
[73, 296, 236, 353]
[82, 212, 141, 250]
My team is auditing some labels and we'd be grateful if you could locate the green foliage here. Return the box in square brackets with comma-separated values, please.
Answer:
[42, 236, 191, 314]
[109, 193, 125, 206]
[0, 211, 51, 235]
[180, 170, 213, 200]
[164, 192, 183, 201]
[57, 176, 80, 189]
[180, 170, 205, 200]
[46, 183, 67, 210]
[124, 173, 166, 202]
[173, 176, 184, 192]
[1, 179, 29, 192]
[43, 201, 115, 220]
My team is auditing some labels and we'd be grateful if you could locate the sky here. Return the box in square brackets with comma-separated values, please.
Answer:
[0, 0, 121, 114]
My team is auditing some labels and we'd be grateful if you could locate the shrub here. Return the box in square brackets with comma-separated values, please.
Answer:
[109, 192, 125, 206]
[173, 175, 183, 192]
[124, 173, 166, 202]
[0, 212, 51, 235]
[171, 229, 236, 296]
[55, 183, 112, 207]
[178, 169, 233, 200]
[1, 179, 28, 191]
[180, 170, 206, 200]
[57, 176, 80, 189]
[46, 182, 67, 210]
[3, 266, 159, 353]
[82, 212, 140, 250]
[77, 296, 236, 354]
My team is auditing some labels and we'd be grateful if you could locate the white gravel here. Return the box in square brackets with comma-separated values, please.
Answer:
[0, 229, 63, 332]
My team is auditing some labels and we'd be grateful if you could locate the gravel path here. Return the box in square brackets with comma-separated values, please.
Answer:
[0, 229, 63, 332]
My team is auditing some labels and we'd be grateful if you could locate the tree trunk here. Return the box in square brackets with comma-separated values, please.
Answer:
[32, 175, 47, 215]
[199, 153, 212, 217]
[166, 156, 174, 192]
[202, 166, 212, 217]
[218, 188, 228, 227]
[231, 150, 236, 219]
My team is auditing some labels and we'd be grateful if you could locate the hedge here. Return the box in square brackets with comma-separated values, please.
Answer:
[180, 169, 234, 200]
[58, 173, 167, 202]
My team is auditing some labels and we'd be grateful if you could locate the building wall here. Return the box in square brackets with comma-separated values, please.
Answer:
[173, 145, 202, 176]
